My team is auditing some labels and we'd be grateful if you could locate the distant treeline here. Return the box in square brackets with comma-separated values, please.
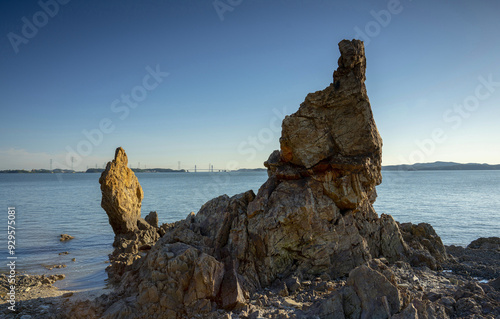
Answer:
[86, 168, 186, 173]
[0, 168, 265, 174]
[0, 169, 75, 174]
[0, 168, 186, 174]
[383, 161, 500, 171]
[235, 168, 266, 172]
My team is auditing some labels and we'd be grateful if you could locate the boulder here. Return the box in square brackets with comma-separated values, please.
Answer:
[347, 264, 401, 318]
[218, 260, 247, 310]
[467, 237, 500, 250]
[145, 211, 159, 228]
[398, 222, 447, 270]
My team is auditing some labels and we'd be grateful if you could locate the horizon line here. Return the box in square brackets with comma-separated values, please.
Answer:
[2, 161, 500, 172]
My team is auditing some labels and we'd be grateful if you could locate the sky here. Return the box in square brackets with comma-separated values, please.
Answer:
[1, 0, 499, 171]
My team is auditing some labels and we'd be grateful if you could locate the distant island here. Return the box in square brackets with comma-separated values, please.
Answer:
[382, 161, 500, 171]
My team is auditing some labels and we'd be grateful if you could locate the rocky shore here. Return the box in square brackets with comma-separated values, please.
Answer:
[0, 273, 111, 318]
[1, 241, 498, 318]
[1, 40, 499, 318]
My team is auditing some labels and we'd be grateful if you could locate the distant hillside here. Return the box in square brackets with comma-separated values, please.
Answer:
[383, 161, 500, 171]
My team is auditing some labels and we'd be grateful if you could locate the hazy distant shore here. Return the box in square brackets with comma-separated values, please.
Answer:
[2, 162, 500, 174]
[0, 168, 268, 174]
[383, 161, 500, 171]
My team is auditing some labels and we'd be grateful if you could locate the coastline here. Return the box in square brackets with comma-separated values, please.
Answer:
[2, 164, 500, 174]
[1, 239, 498, 318]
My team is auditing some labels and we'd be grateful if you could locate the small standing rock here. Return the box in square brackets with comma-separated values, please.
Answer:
[99, 147, 143, 235]
[145, 211, 159, 228]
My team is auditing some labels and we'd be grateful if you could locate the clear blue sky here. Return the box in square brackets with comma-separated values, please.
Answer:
[1, 0, 499, 170]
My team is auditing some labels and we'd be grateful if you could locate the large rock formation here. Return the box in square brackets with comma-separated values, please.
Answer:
[95, 40, 449, 318]
[230, 39, 404, 288]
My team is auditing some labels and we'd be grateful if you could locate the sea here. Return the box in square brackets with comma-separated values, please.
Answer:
[0, 170, 499, 291]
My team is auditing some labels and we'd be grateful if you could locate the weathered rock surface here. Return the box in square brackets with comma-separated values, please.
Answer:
[88, 40, 452, 318]
[99, 147, 144, 235]
[347, 262, 401, 318]
[445, 237, 500, 280]
[467, 237, 500, 250]
[270, 40, 382, 213]
[399, 222, 448, 270]
[5, 245, 500, 319]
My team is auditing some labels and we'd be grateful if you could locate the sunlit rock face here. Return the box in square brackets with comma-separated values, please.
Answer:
[99, 147, 143, 235]
[234, 39, 400, 288]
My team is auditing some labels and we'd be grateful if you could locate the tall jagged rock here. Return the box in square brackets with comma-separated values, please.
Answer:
[227, 39, 405, 288]
[280, 40, 381, 169]
[270, 39, 382, 210]
[99, 147, 143, 235]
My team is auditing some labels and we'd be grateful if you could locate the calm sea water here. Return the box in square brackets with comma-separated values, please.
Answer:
[0, 170, 499, 290]
[375, 170, 500, 248]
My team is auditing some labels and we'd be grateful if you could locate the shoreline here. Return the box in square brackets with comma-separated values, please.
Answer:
[0, 273, 113, 318]
[1, 239, 498, 318]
